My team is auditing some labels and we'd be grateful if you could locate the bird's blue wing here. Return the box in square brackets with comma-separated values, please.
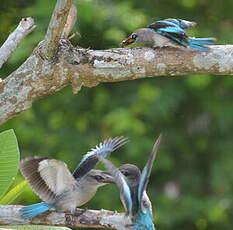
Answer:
[147, 20, 189, 46]
[164, 18, 196, 29]
[73, 137, 128, 179]
[158, 26, 185, 34]
[137, 135, 162, 205]
[148, 20, 185, 33]
[100, 158, 133, 215]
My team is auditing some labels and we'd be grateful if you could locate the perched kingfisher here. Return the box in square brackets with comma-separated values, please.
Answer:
[20, 136, 128, 219]
[121, 18, 216, 51]
[100, 135, 162, 230]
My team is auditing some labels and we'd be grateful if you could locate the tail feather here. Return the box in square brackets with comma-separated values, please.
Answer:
[20, 202, 52, 219]
[189, 37, 216, 51]
[189, 43, 209, 51]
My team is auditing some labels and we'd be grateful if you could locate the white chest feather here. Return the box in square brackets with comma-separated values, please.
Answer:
[54, 183, 97, 213]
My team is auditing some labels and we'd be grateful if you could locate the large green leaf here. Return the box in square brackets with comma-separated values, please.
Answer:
[0, 226, 72, 230]
[0, 180, 28, 205]
[0, 129, 20, 198]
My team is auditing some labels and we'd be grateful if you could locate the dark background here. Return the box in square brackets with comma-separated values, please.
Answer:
[0, 0, 233, 229]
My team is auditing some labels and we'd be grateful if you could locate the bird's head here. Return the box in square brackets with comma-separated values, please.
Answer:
[118, 164, 141, 186]
[121, 32, 138, 47]
[84, 169, 115, 187]
[121, 28, 155, 47]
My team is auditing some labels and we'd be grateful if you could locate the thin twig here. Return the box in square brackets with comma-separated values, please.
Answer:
[0, 17, 35, 69]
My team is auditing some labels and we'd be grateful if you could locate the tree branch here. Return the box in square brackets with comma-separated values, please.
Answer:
[0, 42, 233, 125]
[0, 17, 35, 69]
[62, 4, 77, 38]
[42, 0, 73, 57]
[0, 205, 130, 230]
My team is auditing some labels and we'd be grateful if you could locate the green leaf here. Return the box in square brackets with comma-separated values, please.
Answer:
[0, 180, 28, 205]
[0, 129, 20, 198]
[0, 226, 72, 230]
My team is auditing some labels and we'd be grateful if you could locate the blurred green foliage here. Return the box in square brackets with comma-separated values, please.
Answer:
[0, 0, 233, 229]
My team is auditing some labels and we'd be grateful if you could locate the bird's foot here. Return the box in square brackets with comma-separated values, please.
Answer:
[73, 208, 88, 217]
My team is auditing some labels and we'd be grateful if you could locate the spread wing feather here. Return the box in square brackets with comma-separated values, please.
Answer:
[20, 156, 77, 203]
[73, 137, 128, 179]
[137, 135, 162, 205]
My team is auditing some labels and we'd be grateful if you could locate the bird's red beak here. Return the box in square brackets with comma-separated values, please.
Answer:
[100, 172, 115, 184]
[121, 37, 136, 47]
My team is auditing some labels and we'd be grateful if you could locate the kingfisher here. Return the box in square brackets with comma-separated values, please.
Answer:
[20, 136, 128, 219]
[100, 135, 162, 230]
[121, 18, 216, 51]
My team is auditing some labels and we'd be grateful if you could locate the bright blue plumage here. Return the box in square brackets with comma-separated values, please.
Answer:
[158, 26, 185, 34]
[163, 18, 196, 29]
[134, 210, 156, 230]
[188, 37, 216, 51]
[20, 202, 52, 219]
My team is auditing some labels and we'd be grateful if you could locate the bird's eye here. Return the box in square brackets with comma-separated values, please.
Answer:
[131, 34, 137, 39]
[122, 171, 130, 177]
[94, 175, 104, 181]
